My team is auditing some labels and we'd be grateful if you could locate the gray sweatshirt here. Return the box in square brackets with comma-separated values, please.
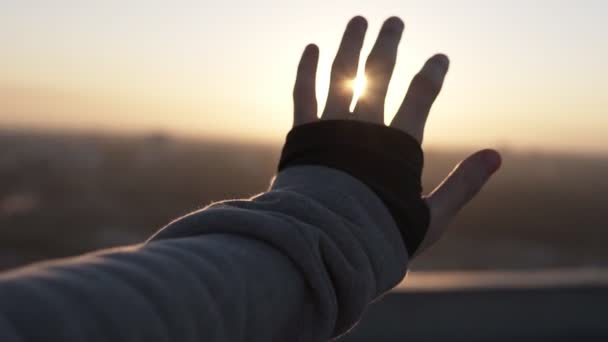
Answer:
[0, 165, 410, 341]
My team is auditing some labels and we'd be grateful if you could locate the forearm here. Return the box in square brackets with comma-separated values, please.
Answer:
[0, 165, 408, 341]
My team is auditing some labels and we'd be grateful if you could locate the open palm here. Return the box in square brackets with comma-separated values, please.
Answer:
[292, 16, 502, 255]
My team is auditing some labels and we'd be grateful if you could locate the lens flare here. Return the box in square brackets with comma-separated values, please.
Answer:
[350, 75, 367, 112]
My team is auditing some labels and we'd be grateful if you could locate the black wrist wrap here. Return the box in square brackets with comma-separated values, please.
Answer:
[278, 120, 430, 257]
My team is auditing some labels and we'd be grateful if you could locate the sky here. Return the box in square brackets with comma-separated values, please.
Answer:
[1, 0, 607, 153]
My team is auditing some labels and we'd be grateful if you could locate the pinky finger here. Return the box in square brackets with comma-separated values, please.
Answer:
[293, 44, 319, 126]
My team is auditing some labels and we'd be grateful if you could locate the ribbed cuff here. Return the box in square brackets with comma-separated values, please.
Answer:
[278, 120, 430, 257]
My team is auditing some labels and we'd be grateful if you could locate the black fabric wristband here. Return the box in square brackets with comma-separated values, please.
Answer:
[278, 120, 430, 257]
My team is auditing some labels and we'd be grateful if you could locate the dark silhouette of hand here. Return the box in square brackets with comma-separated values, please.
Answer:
[292, 16, 502, 256]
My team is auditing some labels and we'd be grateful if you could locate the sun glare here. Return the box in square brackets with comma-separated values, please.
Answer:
[350, 75, 367, 112]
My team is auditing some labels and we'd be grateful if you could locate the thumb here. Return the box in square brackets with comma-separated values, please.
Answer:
[417, 149, 501, 254]
[427, 149, 501, 217]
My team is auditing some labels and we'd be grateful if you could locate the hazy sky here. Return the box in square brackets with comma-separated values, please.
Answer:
[1, 1, 607, 153]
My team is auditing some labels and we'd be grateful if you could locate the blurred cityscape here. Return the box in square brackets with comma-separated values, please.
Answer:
[0, 129, 606, 272]
[1, 129, 608, 340]
[0, 131, 608, 270]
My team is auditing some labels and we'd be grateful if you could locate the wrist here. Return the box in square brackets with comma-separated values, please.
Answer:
[278, 120, 430, 257]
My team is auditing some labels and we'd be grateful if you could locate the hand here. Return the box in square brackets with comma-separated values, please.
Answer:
[292, 16, 502, 256]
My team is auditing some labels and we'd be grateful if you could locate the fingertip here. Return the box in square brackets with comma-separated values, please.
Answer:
[304, 44, 319, 58]
[294, 43, 319, 125]
[350, 15, 368, 25]
[428, 54, 450, 72]
[349, 15, 368, 31]
[305, 43, 318, 51]
[477, 149, 502, 175]
[298, 44, 319, 74]
[384, 16, 405, 31]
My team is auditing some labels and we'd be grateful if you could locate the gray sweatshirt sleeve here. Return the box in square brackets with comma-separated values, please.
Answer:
[0, 165, 409, 342]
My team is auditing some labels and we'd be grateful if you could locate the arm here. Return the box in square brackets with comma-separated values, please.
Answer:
[0, 16, 501, 342]
[0, 165, 406, 341]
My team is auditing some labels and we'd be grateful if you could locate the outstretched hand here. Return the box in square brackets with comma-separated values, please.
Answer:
[292, 16, 501, 256]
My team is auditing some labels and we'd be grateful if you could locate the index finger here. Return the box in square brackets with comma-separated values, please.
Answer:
[391, 54, 449, 142]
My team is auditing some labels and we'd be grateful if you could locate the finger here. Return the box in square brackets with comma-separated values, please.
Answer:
[426, 149, 502, 225]
[322, 16, 368, 120]
[415, 149, 501, 256]
[391, 54, 449, 142]
[293, 44, 319, 126]
[353, 16, 404, 123]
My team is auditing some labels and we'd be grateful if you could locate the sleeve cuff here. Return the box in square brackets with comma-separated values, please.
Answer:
[278, 120, 430, 257]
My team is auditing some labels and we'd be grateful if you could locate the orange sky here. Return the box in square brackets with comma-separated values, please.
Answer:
[1, 1, 607, 153]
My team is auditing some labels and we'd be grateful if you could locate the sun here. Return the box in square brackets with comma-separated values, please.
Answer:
[350, 74, 367, 112]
